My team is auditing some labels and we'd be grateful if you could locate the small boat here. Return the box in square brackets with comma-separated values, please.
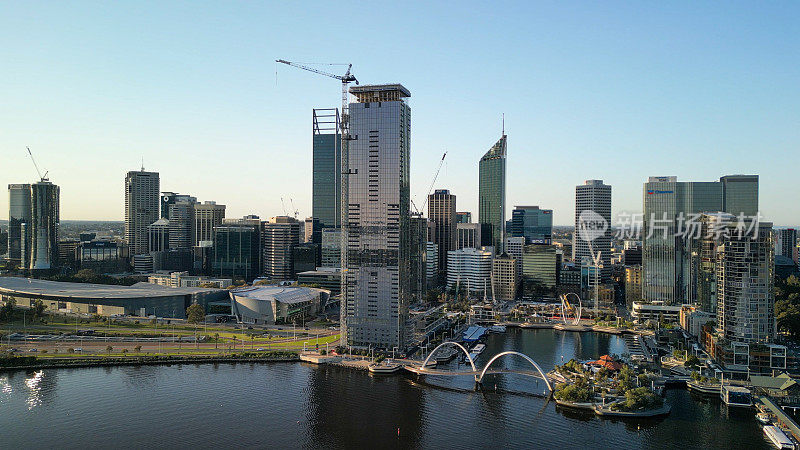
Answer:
[369, 362, 402, 374]
[489, 325, 507, 333]
[471, 344, 486, 355]
[757, 412, 772, 425]
[764, 425, 796, 449]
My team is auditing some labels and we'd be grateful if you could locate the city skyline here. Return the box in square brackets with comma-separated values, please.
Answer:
[2, 2, 798, 226]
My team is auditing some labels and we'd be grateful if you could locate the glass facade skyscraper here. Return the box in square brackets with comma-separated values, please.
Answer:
[642, 175, 759, 306]
[428, 189, 456, 282]
[573, 180, 612, 282]
[29, 181, 60, 270]
[312, 108, 341, 230]
[478, 135, 506, 253]
[509, 205, 553, 244]
[342, 84, 411, 349]
[7, 183, 31, 264]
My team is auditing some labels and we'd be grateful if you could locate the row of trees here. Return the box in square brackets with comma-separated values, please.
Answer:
[776, 275, 800, 338]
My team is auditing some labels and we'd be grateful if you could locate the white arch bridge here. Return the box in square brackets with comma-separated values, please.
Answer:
[407, 342, 553, 394]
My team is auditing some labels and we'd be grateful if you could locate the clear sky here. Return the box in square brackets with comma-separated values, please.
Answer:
[1, 1, 798, 226]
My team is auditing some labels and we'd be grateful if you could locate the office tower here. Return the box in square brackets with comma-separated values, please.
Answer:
[446, 247, 493, 294]
[522, 244, 561, 289]
[409, 214, 428, 303]
[212, 223, 260, 280]
[457, 223, 481, 250]
[320, 228, 341, 268]
[510, 206, 553, 244]
[428, 189, 457, 281]
[478, 134, 507, 253]
[58, 239, 79, 268]
[125, 169, 160, 256]
[194, 201, 225, 245]
[505, 236, 525, 276]
[456, 212, 472, 224]
[624, 266, 643, 309]
[292, 242, 320, 274]
[342, 84, 411, 349]
[159, 192, 195, 220]
[573, 180, 612, 282]
[168, 198, 196, 250]
[642, 175, 759, 305]
[261, 216, 301, 281]
[147, 218, 171, 252]
[720, 175, 759, 217]
[312, 108, 341, 230]
[492, 253, 518, 301]
[303, 217, 321, 244]
[29, 181, 60, 270]
[426, 241, 438, 286]
[8, 184, 31, 264]
[622, 241, 642, 266]
[775, 228, 797, 260]
[706, 214, 775, 344]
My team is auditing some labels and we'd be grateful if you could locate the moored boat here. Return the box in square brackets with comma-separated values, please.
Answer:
[763, 425, 796, 449]
[369, 362, 403, 374]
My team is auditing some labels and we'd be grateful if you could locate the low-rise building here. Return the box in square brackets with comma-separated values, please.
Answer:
[148, 271, 233, 289]
[230, 285, 325, 325]
[631, 301, 683, 324]
[297, 268, 341, 296]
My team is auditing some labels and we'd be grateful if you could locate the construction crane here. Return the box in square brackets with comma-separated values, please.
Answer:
[289, 198, 299, 219]
[276, 59, 359, 290]
[418, 151, 448, 213]
[26, 146, 49, 182]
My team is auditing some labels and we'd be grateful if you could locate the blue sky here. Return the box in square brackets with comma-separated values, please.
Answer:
[1, 1, 798, 225]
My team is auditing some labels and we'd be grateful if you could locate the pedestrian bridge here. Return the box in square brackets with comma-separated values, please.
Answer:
[409, 342, 553, 393]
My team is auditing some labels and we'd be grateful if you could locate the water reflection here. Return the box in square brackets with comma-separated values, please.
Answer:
[24, 371, 45, 410]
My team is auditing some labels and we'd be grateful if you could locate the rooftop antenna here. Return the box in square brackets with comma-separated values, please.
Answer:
[141, 156, 145, 171]
[502, 113, 505, 136]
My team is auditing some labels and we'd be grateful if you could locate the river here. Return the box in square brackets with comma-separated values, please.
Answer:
[0, 328, 770, 449]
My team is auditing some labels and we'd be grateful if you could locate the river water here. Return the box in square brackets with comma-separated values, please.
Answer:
[0, 328, 770, 449]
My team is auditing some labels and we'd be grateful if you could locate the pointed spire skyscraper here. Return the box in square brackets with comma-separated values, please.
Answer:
[479, 134, 507, 254]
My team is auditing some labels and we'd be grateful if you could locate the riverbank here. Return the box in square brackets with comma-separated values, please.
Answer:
[0, 352, 299, 371]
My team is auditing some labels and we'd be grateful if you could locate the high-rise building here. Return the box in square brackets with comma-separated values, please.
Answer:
[7, 184, 31, 265]
[642, 175, 758, 305]
[509, 206, 553, 244]
[409, 214, 428, 303]
[428, 189, 456, 281]
[456, 212, 472, 224]
[167, 198, 196, 250]
[573, 180, 612, 281]
[125, 169, 160, 256]
[292, 242, 320, 274]
[303, 217, 321, 245]
[320, 228, 341, 268]
[312, 108, 341, 230]
[505, 236, 525, 276]
[624, 266, 642, 309]
[426, 241, 438, 287]
[29, 181, 60, 270]
[159, 192, 196, 220]
[212, 224, 260, 280]
[193, 201, 225, 246]
[341, 84, 412, 349]
[147, 218, 171, 253]
[705, 214, 775, 344]
[522, 244, 560, 289]
[479, 135, 507, 253]
[492, 253, 518, 301]
[261, 216, 301, 281]
[775, 228, 797, 261]
[446, 246, 493, 294]
[457, 222, 481, 250]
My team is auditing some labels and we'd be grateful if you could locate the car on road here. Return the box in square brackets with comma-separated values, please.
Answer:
[74, 348, 83, 353]
[256, 348, 266, 351]
[28, 348, 38, 352]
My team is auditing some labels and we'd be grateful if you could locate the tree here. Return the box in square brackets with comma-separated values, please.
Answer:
[186, 304, 205, 324]
[32, 299, 46, 319]
[106, 345, 113, 354]
[214, 333, 220, 350]
[134, 345, 142, 353]
[0, 299, 16, 322]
